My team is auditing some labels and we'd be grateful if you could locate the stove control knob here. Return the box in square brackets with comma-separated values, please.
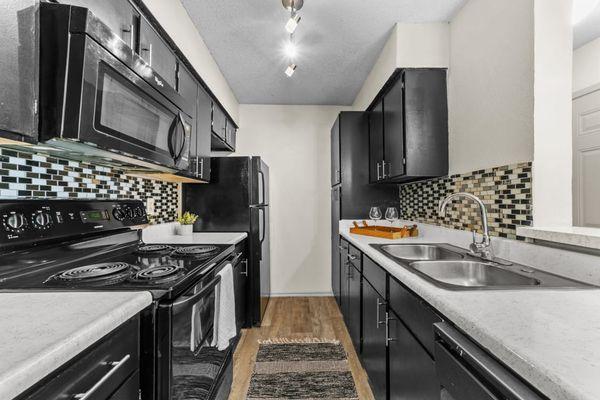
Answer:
[32, 212, 53, 230]
[4, 213, 27, 232]
[113, 208, 125, 221]
[134, 206, 145, 218]
[126, 207, 135, 219]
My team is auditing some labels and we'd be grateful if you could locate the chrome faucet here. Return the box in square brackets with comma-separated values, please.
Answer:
[438, 192, 493, 261]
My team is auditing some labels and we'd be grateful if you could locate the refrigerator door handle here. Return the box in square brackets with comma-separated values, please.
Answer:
[258, 169, 266, 205]
[259, 207, 266, 244]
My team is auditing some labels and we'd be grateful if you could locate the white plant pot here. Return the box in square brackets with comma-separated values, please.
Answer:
[175, 224, 193, 236]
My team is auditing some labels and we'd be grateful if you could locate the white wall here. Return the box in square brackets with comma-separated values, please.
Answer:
[140, 0, 239, 123]
[235, 105, 348, 295]
[352, 23, 450, 111]
[532, 0, 573, 227]
[448, 0, 535, 174]
[573, 37, 600, 93]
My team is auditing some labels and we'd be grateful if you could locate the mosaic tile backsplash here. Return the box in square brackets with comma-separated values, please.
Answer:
[0, 147, 178, 224]
[399, 162, 532, 240]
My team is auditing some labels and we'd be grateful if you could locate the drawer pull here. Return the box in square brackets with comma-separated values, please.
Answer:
[73, 354, 131, 400]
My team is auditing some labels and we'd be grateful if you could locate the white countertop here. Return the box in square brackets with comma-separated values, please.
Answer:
[142, 222, 247, 245]
[340, 221, 600, 400]
[517, 225, 600, 250]
[0, 291, 152, 400]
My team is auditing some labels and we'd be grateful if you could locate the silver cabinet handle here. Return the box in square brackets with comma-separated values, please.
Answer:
[199, 158, 204, 178]
[347, 254, 357, 261]
[376, 162, 381, 180]
[74, 354, 131, 400]
[385, 312, 396, 346]
[382, 160, 387, 179]
[376, 298, 385, 328]
[241, 259, 248, 276]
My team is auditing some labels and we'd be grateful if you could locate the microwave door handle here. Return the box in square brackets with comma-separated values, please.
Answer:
[174, 113, 188, 163]
[172, 275, 221, 315]
[167, 115, 178, 159]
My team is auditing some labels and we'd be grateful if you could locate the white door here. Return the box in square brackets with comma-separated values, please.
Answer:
[573, 88, 600, 227]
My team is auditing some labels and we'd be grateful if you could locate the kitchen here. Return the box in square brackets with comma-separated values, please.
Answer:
[0, 0, 599, 399]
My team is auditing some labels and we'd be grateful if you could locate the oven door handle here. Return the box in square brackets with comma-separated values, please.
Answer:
[172, 275, 221, 315]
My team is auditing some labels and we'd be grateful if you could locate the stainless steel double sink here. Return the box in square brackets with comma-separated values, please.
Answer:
[370, 243, 593, 290]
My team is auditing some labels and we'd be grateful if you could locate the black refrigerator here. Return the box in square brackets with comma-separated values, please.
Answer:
[183, 156, 270, 326]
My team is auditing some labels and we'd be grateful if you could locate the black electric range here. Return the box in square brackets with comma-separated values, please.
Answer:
[0, 199, 238, 400]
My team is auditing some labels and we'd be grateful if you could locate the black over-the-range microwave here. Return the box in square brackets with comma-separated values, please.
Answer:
[8, 2, 196, 177]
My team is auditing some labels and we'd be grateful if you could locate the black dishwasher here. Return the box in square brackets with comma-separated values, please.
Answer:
[434, 323, 546, 400]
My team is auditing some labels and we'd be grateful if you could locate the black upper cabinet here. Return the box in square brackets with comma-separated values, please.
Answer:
[211, 103, 227, 141]
[383, 77, 405, 179]
[64, 0, 139, 47]
[370, 68, 448, 184]
[369, 100, 384, 183]
[177, 64, 211, 181]
[331, 117, 341, 186]
[210, 103, 236, 152]
[195, 87, 212, 181]
[331, 112, 397, 220]
[139, 17, 177, 89]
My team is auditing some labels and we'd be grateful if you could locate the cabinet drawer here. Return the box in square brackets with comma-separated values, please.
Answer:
[347, 244, 362, 272]
[23, 317, 140, 400]
[389, 278, 441, 355]
[362, 256, 386, 296]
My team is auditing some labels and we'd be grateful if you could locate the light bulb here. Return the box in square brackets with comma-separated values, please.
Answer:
[285, 64, 297, 77]
[573, 0, 600, 25]
[285, 14, 301, 34]
[284, 41, 297, 59]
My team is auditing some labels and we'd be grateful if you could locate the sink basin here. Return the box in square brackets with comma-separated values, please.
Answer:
[410, 261, 541, 288]
[377, 244, 464, 261]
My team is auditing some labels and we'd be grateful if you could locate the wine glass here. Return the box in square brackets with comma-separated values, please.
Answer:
[369, 207, 382, 224]
[385, 207, 399, 228]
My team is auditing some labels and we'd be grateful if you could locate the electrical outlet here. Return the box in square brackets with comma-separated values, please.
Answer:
[146, 198, 155, 215]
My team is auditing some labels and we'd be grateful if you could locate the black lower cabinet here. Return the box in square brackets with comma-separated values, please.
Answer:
[233, 256, 249, 330]
[362, 280, 387, 400]
[388, 312, 439, 400]
[339, 239, 350, 312]
[347, 261, 362, 353]
[20, 316, 140, 400]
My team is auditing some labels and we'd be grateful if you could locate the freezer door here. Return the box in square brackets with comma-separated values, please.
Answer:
[251, 157, 269, 206]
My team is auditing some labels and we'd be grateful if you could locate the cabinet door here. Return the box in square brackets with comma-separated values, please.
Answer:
[234, 259, 248, 331]
[331, 116, 341, 186]
[339, 241, 350, 316]
[212, 103, 227, 140]
[196, 87, 212, 181]
[362, 280, 387, 400]
[139, 18, 177, 88]
[177, 64, 199, 177]
[226, 119, 237, 150]
[331, 191, 341, 305]
[383, 77, 405, 179]
[369, 100, 384, 183]
[388, 313, 438, 400]
[347, 259, 362, 354]
[65, 0, 138, 47]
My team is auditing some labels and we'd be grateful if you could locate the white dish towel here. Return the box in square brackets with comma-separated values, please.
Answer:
[211, 263, 237, 350]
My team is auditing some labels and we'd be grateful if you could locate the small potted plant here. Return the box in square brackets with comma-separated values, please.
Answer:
[176, 211, 198, 236]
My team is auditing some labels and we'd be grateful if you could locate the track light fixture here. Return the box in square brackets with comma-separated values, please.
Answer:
[285, 13, 301, 34]
[285, 64, 297, 77]
[281, 0, 305, 77]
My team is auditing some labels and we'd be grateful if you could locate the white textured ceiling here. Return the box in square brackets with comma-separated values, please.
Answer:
[574, 5, 600, 49]
[181, 0, 466, 105]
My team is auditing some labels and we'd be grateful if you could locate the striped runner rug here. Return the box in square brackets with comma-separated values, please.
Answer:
[246, 338, 359, 400]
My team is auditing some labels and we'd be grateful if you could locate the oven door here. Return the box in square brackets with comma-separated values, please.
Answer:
[157, 274, 230, 400]
[65, 34, 191, 170]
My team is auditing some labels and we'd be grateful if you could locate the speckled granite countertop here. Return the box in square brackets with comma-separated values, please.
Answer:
[142, 222, 247, 245]
[0, 291, 152, 400]
[340, 221, 600, 400]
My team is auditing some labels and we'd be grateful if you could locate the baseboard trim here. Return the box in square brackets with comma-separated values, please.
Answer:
[269, 292, 333, 298]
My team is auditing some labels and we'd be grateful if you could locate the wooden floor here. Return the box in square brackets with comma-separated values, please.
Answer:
[229, 296, 375, 399]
